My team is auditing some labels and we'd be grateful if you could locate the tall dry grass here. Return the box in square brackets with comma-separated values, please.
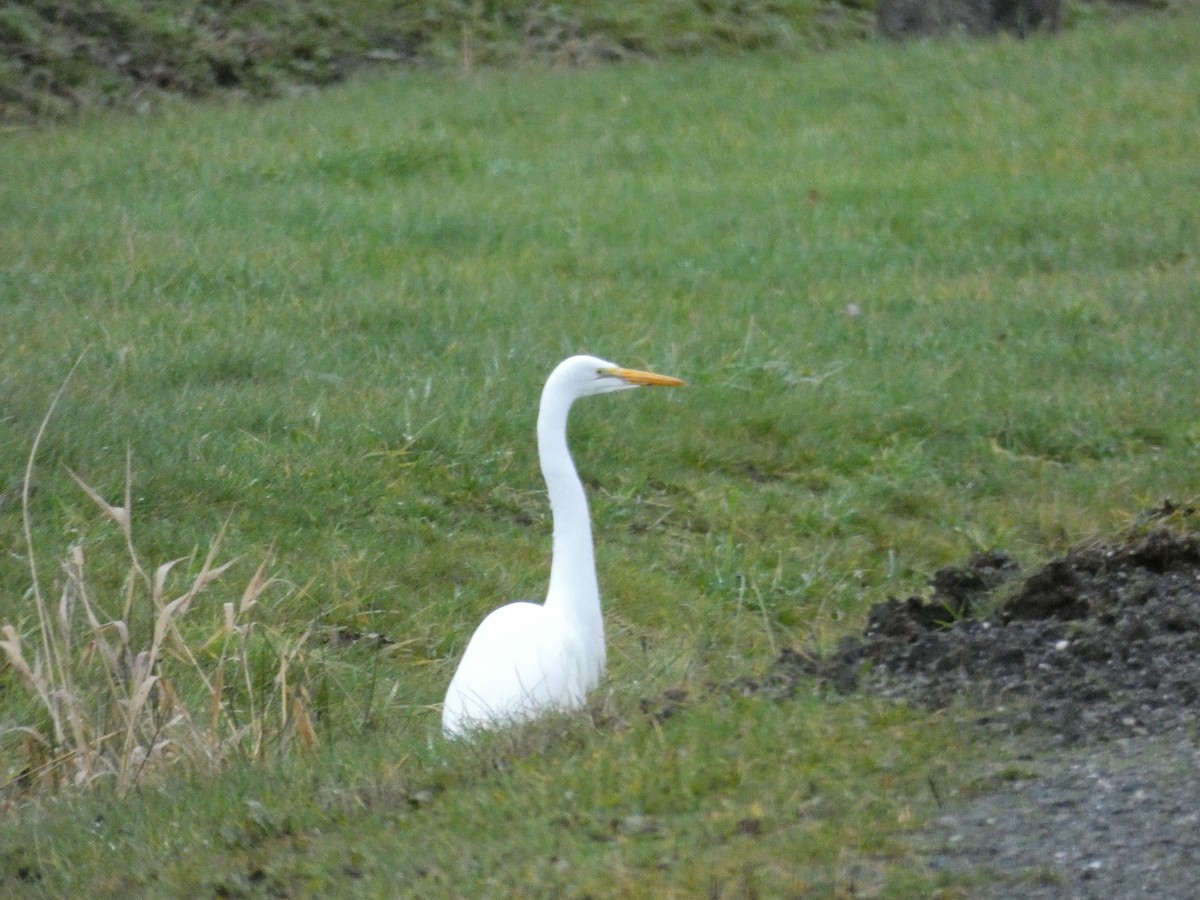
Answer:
[1, 384, 317, 799]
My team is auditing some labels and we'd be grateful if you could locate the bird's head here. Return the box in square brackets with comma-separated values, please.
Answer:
[551, 355, 686, 399]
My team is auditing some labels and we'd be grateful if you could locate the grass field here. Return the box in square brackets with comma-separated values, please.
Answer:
[1, 10, 1198, 895]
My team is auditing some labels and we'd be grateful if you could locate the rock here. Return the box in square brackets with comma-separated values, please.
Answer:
[877, 0, 1062, 39]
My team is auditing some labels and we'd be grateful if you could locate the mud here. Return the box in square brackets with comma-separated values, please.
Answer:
[766, 511, 1200, 897]
[774, 523, 1200, 744]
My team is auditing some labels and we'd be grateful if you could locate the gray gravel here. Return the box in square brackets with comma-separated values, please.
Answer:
[926, 733, 1200, 898]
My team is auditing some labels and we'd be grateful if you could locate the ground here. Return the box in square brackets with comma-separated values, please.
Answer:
[765, 504, 1200, 897]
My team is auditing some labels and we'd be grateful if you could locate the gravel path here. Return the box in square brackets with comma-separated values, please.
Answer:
[926, 733, 1200, 898]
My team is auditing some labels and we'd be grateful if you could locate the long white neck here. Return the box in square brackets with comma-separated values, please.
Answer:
[537, 382, 605, 677]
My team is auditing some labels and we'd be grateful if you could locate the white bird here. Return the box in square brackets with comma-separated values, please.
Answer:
[442, 355, 685, 738]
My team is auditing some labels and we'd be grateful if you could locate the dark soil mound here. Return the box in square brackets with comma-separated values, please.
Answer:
[739, 512, 1200, 895]
[770, 518, 1200, 744]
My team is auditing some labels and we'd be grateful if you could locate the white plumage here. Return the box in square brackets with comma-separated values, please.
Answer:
[442, 355, 684, 738]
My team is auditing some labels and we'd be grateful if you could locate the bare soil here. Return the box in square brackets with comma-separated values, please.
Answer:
[765, 508, 1200, 897]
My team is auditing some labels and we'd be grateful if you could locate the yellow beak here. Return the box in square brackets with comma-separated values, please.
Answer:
[608, 367, 686, 388]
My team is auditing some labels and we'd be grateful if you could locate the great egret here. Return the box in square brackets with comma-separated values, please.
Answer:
[441, 355, 685, 738]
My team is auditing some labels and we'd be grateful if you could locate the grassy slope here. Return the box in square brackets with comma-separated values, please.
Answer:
[0, 0, 869, 122]
[1, 11, 1198, 895]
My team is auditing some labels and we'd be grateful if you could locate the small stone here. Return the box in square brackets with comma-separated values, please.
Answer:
[618, 814, 660, 836]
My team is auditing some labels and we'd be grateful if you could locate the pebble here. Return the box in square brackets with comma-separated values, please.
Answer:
[926, 735, 1200, 898]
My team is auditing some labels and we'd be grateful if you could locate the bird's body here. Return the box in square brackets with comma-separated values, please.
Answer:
[442, 355, 684, 738]
[441, 602, 592, 728]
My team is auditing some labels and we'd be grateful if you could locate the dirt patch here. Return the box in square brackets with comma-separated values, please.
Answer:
[756, 509, 1200, 897]
[770, 518, 1200, 744]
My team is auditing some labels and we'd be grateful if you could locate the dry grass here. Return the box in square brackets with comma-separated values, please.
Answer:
[1, 385, 317, 800]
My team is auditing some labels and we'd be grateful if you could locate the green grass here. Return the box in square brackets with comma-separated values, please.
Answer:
[0, 0, 870, 122]
[1, 10, 1199, 894]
